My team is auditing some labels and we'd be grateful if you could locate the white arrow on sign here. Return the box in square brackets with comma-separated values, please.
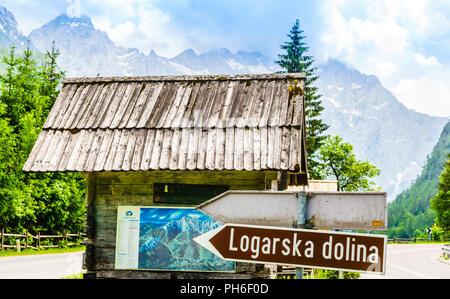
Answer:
[197, 191, 387, 230]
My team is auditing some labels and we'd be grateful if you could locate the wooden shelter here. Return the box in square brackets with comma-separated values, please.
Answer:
[23, 73, 308, 278]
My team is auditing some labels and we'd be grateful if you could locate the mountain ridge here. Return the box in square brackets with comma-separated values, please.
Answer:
[0, 6, 37, 51]
[27, 13, 277, 77]
[388, 121, 450, 237]
[316, 60, 448, 199]
[0, 7, 448, 200]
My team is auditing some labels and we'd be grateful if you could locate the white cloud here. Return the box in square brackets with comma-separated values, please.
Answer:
[97, 20, 138, 47]
[392, 75, 450, 117]
[319, 0, 409, 79]
[375, 61, 398, 77]
[87, 0, 190, 56]
[66, 0, 82, 18]
[414, 54, 441, 67]
[317, 0, 450, 117]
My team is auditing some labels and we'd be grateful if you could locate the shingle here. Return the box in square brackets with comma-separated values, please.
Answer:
[23, 73, 307, 173]
[23, 127, 305, 172]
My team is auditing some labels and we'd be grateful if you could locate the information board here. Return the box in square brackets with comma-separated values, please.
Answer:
[115, 206, 235, 272]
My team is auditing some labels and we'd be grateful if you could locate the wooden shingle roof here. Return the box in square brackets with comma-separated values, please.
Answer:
[23, 73, 307, 175]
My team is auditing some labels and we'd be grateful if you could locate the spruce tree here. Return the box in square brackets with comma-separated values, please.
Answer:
[275, 19, 329, 178]
[40, 41, 65, 105]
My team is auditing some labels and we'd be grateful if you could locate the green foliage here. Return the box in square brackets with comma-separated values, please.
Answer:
[430, 153, 450, 232]
[275, 19, 329, 178]
[0, 44, 86, 235]
[431, 223, 450, 241]
[314, 135, 380, 191]
[388, 121, 450, 239]
[313, 269, 360, 279]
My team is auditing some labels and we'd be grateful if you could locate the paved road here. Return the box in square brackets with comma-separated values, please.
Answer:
[0, 251, 84, 279]
[360, 243, 450, 279]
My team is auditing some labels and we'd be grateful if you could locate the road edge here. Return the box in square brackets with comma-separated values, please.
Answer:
[437, 256, 450, 266]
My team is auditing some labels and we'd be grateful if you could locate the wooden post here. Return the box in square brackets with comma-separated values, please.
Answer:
[37, 232, 40, 249]
[16, 239, 20, 252]
[84, 173, 97, 275]
[1, 228, 3, 251]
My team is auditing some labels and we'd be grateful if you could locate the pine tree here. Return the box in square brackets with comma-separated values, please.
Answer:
[275, 19, 329, 178]
[40, 41, 65, 106]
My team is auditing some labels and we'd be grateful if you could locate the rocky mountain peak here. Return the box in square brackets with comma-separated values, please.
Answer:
[29, 13, 109, 48]
[52, 13, 93, 28]
[0, 6, 19, 34]
[0, 5, 34, 50]
[316, 60, 448, 199]
[175, 48, 197, 58]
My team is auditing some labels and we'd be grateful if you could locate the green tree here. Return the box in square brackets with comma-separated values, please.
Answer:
[0, 44, 85, 235]
[275, 19, 329, 178]
[315, 135, 380, 191]
[0, 45, 40, 231]
[430, 154, 450, 232]
[40, 41, 65, 103]
[313, 135, 379, 279]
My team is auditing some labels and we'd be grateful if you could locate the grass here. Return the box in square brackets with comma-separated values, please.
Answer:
[0, 246, 85, 257]
[61, 273, 84, 279]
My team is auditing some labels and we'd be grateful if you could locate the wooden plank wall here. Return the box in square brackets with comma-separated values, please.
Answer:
[84, 170, 278, 279]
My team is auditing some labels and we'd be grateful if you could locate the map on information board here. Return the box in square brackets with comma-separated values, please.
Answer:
[115, 206, 235, 272]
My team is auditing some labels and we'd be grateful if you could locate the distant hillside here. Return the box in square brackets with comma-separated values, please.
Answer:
[316, 61, 448, 200]
[388, 121, 450, 238]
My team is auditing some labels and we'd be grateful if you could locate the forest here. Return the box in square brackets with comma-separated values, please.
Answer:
[388, 122, 450, 240]
[0, 44, 86, 236]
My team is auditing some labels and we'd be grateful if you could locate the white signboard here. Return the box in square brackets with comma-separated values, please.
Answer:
[197, 191, 387, 230]
[115, 206, 140, 269]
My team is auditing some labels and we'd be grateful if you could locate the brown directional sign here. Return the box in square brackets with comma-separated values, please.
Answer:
[194, 223, 387, 274]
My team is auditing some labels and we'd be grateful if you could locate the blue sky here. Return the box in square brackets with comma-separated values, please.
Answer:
[2, 0, 450, 117]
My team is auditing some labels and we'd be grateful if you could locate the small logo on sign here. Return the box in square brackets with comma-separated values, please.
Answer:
[372, 220, 383, 227]
[125, 211, 133, 216]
